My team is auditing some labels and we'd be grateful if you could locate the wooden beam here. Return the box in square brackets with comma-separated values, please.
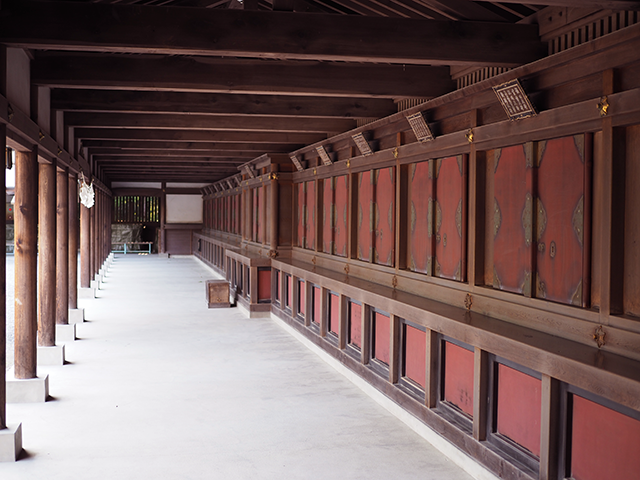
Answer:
[89, 148, 261, 158]
[73, 128, 326, 144]
[1, 1, 545, 66]
[64, 112, 355, 134]
[82, 140, 300, 152]
[93, 156, 245, 165]
[50, 89, 397, 118]
[33, 53, 455, 99]
[496, 0, 640, 8]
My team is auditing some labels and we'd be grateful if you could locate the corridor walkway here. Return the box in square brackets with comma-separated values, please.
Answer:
[4, 255, 473, 480]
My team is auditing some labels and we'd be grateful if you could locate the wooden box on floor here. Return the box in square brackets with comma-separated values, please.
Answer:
[206, 280, 230, 308]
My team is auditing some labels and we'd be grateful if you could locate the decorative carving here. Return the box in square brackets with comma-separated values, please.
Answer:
[313, 168, 317, 175]
[311, 256, 317, 265]
[522, 193, 533, 247]
[492, 78, 537, 120]
[597, 96, 609, 117]
[316, 145, 333, 165]
[406, 112, 434, 142]
[494, 198, 502, 239]
[573, 195, 584, 247]
[593, 325, 606, 348]
[268, 249, 278, 259]
[352, 132, 374, 156]
[464, 293, 473, 311]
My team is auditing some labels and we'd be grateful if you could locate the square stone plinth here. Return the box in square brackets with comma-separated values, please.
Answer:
[56, 324, 76, 342]
[0, 424, 22, 462]
[7, 375, 49, 403]
[69, 308, 85, 324]
[37, 345, 65, 365]
[79, 287, 95, 299]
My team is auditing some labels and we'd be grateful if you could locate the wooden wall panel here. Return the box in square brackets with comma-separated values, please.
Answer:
[258, 268, 271, 302]
[571, 395, 640, 480]
[286, 274, 292, 309]
[409, 160, 434, 275]
[334, 175, 348, 258]
[374, 312, 390, 365]
[374, 167, 395, 266]
[329, 292, 339, 335]
[496, 364, 541, 457]
[358, 170, 373, 262]
[257, 186, 265, 243]
[493, 144, 534, 295]
[296, 183, 304, 248]
[443, 341, 474, 417]
[349, 302, 362, 348]
[312, 285, 321, 324]
[252, 189, 258, 242]
[624, 125, 640, 317]
[165, 230, 191, 255]
[434, 155, 467, 282]
[276, 270, 281, 302]
[404, 324, 426, 388]
[298, 279, 305, 316]
[305, 180, 316, 251]
[323, 177, 334, 255]
[536, 135, 587, 306]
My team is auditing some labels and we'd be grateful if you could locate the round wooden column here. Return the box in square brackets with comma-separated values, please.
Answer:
[90, 198, 96, 279]
[38, 161, 57, 347]
[14, 148, 38, 379]
[69, 174, 79, 308]
[0, 125, 7, 428]
[269, 167, 279, 254]
[80, 201, 91, 289]
[56, 169, 69, 324]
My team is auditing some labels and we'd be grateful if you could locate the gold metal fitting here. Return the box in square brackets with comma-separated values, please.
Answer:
[464, 293, 473, 311]
[598, 96, 609, 117]
[393, 147, 399, 159]
[593, 325, 606, 348]
[465, 129, 474, 143]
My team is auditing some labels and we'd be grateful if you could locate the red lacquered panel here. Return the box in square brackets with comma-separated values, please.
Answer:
[349, 302, 362, 348]
[358, 171, 373, 261]
[409, 161, 434, 275]
[306, 180, 316, 250]
[374, 312, 390, 365]
[252, 189, 258, 241]
[496, 364, 541, 457]
[286, 274, 292, 308]
[258, 187, 265, 243]
[374, 167, 395, 266]
[323, 177, 334, 254]
[329, 293, 340, 335]
[257, 268, 271, 301]
[312, 286, 321, 324]
[404, 325, 426, 388]
[443, 341, 474, 417]
[334, 175, 349, 257]
[572, 395, 640, 480]
[434, 155, 467, 281]
[296, 183, 305, 247]
[493, 145, 534, 295]
[298, 280, 305, 315]
[536, 135, 586, 306]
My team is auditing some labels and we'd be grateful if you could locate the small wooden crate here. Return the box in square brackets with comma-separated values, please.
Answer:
[206, 280, 230, 308]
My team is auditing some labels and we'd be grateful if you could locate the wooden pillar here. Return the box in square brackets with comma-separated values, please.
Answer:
[38, 161, 57, 347]
[14, 148, 39, 379]
[0, 124, 7, 428]
[540, 375, 561, 480]
[472, 347, 489, 441]
[269, 167, 279, 253]
[160, 183, 166, 253]
[389, 314, 402, 384]
[56, 169, 69, 324]
[80, 201, 91, 289]
[425, 329, 439, 408]
[68, 174, 79, 308]
[90, 195, 96, 278]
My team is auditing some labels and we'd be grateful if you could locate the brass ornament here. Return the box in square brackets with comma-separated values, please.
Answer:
[550, 241, 557, 259]
[593, 325, 606, 348]
[270, 172, 279, 181]
[311, 256, 317, 265]
[39, 130, 45, 142]
[392, 275, 398, 289]
[536, 197, 547, 242]
[346, 159, 351, 168]
[393, 147, 399, 159]
[465, 129, 474, 143]
[57, 148, 63, 156]
[268, 249, 278, 259]
[344, 264, 350, 276]
[573, 195, 584, 247]
[313, 168, 317, 175]
[597, 96, 609, 117]
[522, 193, 533, 247]
[455, 198, 463, 239]
[464, 293, 473, 311]
[494, 198, 502, 239]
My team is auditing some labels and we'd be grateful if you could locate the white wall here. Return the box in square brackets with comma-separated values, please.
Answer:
[166, 194, 203, 224]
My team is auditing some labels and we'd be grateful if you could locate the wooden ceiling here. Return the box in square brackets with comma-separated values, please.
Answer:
[0, 0, 633, 184]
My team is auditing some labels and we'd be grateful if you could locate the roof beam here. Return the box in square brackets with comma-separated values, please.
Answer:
[495, 0, 640, 8]
[50, 89, 396, 118]
[89, 148, 262, 158]
[0, 0, 545, 66]
[82, 140, 299, 152]
[34, 54, 454, 99]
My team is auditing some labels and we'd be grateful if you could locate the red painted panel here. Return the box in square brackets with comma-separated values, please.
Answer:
[258, 268, 271, 301]
[349, 302, 362, 348]
[358, 171, 373, 261]
[286, 274, 292, 308]
[496, 364, 541, 457]
[312, 286, 321, 324]
[374, 167, 395, 266]
[328, 293, 340, 335]
[296, 183, 305, 248]
[334, 175, 348, 257]
[305, 181, 316, 250]
[572, 395, 640, 480]
[494, 145, 534, 295]
[434, 155, 467, 281]
[323, 177, 334, 254]
[252, 189, 258, 242]
[409, 161, 434, 275]
[298, 280, 305, 315]
[536, 135, 585, 305]
[404, 325, 426, 388]
[374, 312, 390, 365]
[235, 195, 241, 235]
[276, 270, 281, 301]
[443, 342, 474, 417]
[257, 186, 265, 243]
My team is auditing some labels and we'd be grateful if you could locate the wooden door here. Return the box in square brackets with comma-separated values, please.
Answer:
[408, 160, 435, 275]
[305, 180, 316, 251]
[357, 171, 373, 262]
[322, 177, 334, 254]
[296, 183, 304, 247]
[334, 175, 349, 257]
[373, 167, 395, 266]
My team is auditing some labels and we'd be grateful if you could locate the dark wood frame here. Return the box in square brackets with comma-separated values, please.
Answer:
[397, 318, 427, 402]
[367, 307, 391, 380]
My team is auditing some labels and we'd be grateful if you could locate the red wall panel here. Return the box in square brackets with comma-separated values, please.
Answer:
[257, 268, 271, 301]
[329, 293, 340, 335]
[298, 280, 305, 315]
[257, 187, 265, 243]
[409, 161, 434, 275]
[276, 270, 281, 301]
[374, 312, 390, 365]
[434, 155, 467, 281]
[358, 171, 373, 262]
[323, 177, 334, 254]
[350, 302, 362, 348]
[404, 325, 426, 388]
[296, 183, 304, 247]
[571, 395, 640, 480]
[286, 274, 292, 309]
[334, 175, 349, 257]
[312, 286, 321, 324]
[443, 342, 474, 417]
[305, 180, 316, 250]
[374, 167, 395, 266]
[496, 364, 541, 457]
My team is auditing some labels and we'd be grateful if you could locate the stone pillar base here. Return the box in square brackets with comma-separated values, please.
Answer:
[7, 375, 49, 403]
[69, 308, 85, 324]
[37, 345, 65, 366]
[90, 279, 99, 290]
[79, 287, 95, 298]
[0, 424, 22, 462]
[56, 324, 76, 342]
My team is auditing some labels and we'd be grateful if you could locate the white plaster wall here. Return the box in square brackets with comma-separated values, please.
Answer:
[166, 194, 203, 224]
[6, 48, 30, 115]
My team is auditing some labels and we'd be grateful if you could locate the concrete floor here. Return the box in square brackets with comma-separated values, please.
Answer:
[3, 254, 474, 479]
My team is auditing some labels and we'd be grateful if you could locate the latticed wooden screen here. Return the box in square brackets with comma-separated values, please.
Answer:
[112, 196, 160, 223]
